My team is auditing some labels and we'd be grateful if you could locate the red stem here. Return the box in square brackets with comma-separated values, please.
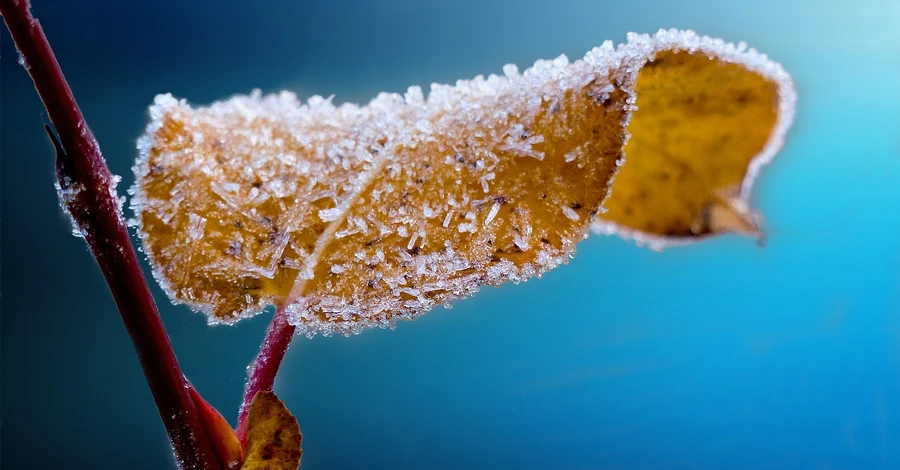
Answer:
[1, 1, 220, 468]
[236, 305, 295, 442]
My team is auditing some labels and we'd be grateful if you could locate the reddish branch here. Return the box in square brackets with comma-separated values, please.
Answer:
[0, 1, 220, 468]
[3, 0, 303, 463]
[236, 306, 295, 442]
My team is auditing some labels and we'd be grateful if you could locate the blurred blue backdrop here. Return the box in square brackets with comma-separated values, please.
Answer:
[2, 1, 898, 469]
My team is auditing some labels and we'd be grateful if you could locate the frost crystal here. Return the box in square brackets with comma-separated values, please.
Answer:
[561, 205, 581, 222]
[55, 177, 86, 238]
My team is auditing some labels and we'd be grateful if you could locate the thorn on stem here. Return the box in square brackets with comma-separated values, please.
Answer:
[44, 123, 65, 159]
[45, 123, 74, 185]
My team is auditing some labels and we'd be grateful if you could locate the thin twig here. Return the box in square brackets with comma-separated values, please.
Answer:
[0, 1, 220, 468]
[236, 305, 296, 443]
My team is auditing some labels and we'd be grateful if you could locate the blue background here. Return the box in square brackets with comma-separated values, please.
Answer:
[2, 1, 898, 468]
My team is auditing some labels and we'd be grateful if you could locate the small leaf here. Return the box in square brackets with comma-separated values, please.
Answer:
[131, 30, 794, 334]
[241, 391, 302, 470]
[187, 383, 244, 469]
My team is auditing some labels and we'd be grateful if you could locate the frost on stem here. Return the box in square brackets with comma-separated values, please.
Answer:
[55, 172, 126, 239]
[131, 29, 795, 336]
[55, 175, 87, 238]
[47, 122, 127, 240]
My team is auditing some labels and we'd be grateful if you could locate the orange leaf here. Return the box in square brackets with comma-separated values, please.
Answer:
[131, 30, 794, 334]
[240, 391, 302, 470]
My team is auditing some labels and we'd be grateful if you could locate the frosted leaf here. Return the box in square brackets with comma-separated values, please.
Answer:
[131, 29, 794, 334]
[592, 29, 796, 249]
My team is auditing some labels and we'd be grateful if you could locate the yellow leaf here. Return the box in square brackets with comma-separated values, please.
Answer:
[594, 33, 795, 248]
[241, 391, 302, 470]
[131, 30, 794, 334]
